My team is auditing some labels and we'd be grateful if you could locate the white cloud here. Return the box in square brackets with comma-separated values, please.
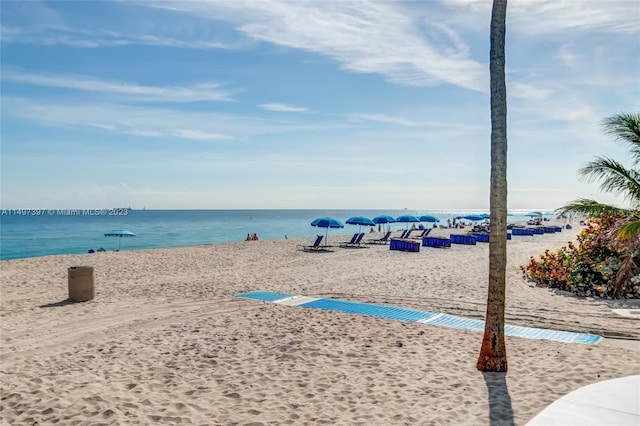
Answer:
[146, 1, 488, 92]
[511, 1, 639, 35]
[510, 83, 554, 101]
[1, 68, 237, 103]
[443, 0, 639, 35]
[0, 0, 245, 50]
[347, 113, 428, 127]
[346, 113, 485, 131]
[6, 31, 238, 50]
[259, 103, 309, 112]
[170, 130, 232, 141]
[1, 97, 347, 142]
[555, 43, 580, 69]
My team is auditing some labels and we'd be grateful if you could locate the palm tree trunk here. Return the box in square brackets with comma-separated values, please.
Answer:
[477, 0, 508, 372]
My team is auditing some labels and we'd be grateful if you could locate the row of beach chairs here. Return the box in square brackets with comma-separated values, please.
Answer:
[421, 225, 563, 249]
[297, 225, 562, 253]
[296, 230, 391, 252]
[512, 226, 563, 236]
[296, 228, 424, 252]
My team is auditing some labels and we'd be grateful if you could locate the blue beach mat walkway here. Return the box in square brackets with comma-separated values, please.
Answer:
[236, 291, 602, 345]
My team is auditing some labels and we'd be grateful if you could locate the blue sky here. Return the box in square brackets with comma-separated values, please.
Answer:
[1, 0, 638, 210]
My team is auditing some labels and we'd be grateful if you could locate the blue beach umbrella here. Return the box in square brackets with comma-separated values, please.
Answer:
[311, 217, 344, 245]
[396, 214, 421, 229]
[372, 215, 397, 224]
[456, 214, 485, 222]
[345, 216, 375, 233]
[525, 211, 543, 217]
[104, 229, 136, 251]
[372, 214, 396, 232]
[419, 214, 440, 223]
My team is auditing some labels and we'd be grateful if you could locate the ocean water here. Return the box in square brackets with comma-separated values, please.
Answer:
[0, 209, 550, 260]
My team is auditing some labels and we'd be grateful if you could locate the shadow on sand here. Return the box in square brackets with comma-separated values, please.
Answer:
[39, 299, 76, 308]
[483, 372, 514, 426]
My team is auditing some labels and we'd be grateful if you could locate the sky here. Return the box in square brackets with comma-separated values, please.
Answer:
[1, 0, 639, 210]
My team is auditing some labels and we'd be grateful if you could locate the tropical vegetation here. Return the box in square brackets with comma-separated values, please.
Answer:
[522, 112, 640, 298]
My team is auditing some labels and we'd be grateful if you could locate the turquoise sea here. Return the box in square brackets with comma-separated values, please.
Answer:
[0, 209, 549, 260]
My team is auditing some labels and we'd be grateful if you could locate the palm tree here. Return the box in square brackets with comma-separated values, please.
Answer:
[556, 112, 640, 297]
[477, 0, 508, 373]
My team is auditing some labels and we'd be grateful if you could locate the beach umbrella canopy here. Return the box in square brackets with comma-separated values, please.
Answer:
[104, 229, 136, 251]
[345, 216, 375, 226]
[372, 215, 396, 224]
[396, 214, 420, 228]
[345, 216, 375, 233]
[479, 213, 491, 219]
[419, 214, 440, 223]
[311, 217, 344, 244]
[456, 214, 485, 222]
[311, 217, 344, 228]
[525, 211, 543, 217]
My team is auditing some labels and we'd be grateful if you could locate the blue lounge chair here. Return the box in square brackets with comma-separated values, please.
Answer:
[409, 228, 431, 239]
[340, 232, 366, 248]
[340, 233, 359, 246]
[366, 231, 392, 244]
[297, 235, 330, 252]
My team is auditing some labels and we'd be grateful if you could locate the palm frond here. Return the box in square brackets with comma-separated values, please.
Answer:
[578, 156, 640, 202]
[601, 112, 640, 164]
[555, 199, 629, 218]
[618, 219, 640, 240]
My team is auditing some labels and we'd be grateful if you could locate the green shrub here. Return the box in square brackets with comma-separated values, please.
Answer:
[521, 216, 640, 298]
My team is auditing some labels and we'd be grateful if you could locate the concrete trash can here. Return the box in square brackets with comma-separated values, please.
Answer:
[68, 266, 94, 302]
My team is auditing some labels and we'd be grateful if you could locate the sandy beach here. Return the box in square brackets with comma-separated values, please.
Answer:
[1, 223, 639, 425]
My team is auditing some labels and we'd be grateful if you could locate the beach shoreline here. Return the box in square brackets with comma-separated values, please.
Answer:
[1, 222, 639, 425]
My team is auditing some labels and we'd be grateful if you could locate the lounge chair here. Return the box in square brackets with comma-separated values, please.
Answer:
[409, 228, 431, 239]
[340, 232, 366, 248]
[366, 231, 391, 244]
[297, 235, 330, 252]
[395, 229, 411, 238]
[340, 233, 359, 246]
